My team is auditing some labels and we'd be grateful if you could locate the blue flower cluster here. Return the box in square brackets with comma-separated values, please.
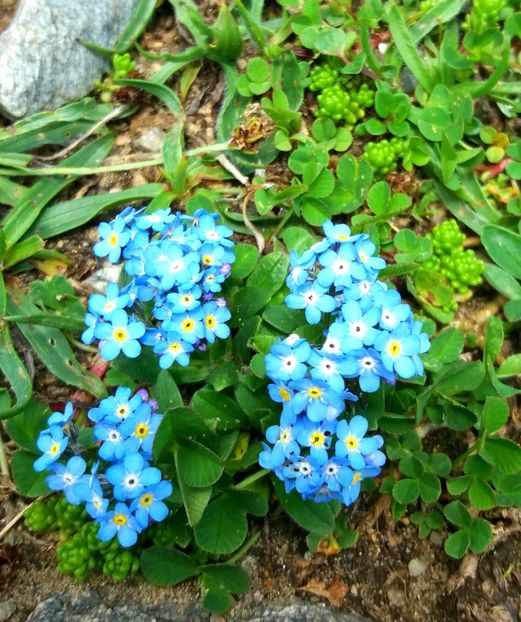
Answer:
[259, 221, 431, 506]
[82, 207, 235, 368]
[33, 387, 172, 547]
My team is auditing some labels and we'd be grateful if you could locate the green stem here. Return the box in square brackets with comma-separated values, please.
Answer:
[234, 468, 269, 490]
[227, 530, 261, 564]
[266, 206, 294, 245]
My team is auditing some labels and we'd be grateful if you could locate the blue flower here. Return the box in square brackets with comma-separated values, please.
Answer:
[46, 456, 87, 504]
[259, 423, 300, 469]
[75, 472, 109, 519]
[87, 283, 130, 319]
[94, 424, 126, 461]
[202, 302, 231, 344]
[347, 348, 395, 392]
[374, 324, 422, 379]
[97, 502, 142, 547]
[317, 244, 365, 288]
[267, 382, 294, 404]
[341, 300, 380, 350]
[166, 287, 202, 313]
[88, 386, 142, 424]
[282, 456, 324, 495]
[286, 249, 316, 289]
[308, 350, 352, 393]
[131, 479, 173, 529]
[334, 416, 381, 470]
[354, 238, 386, 276]
[290, 378, 345, 422]
[265, 337, 311, 382]
[34, 426, 68, 472]
[120, 404, 162, 457]
[47, 401, 75, 427]
[93, 217, 131, 263]
[134, 208, 175, 231]
[163, 309, 204, 345]
[374, 289, 411, 331]
[296, 420, 336, 463]
[322, 220, 360, 245]
[106, 452, 162, 501]
[94, 309, 146, 360]
[81, 312, 99, 345]
[196, 212, 234, 246]
[154, 332, 194, 368]
[286, 282, 337, 325]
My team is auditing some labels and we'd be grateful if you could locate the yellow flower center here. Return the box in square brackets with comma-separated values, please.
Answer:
[49, 442, 61, 456]
[117, 405, 129, 419]
[279, 387, 290, 401]
[182, 295, 192, 304]
[181, 319, 195, 332]
[336, 234, 349, 241]
[169, 342, 182, 353]
[352, 472, 361, 485]
[205, 315, 216, 328]
[307, 387, 322, 399]
[113, 513, 127, 526]
[345, 435, 358, 450]
[280, 429, 291, 443]
[135, 423, 149, 438]
[139, 493, 154, 508]
[310, 431, 325, 447]
[113, 328, 127, 342]
[359, 251, 368, 262]
[108, 233, 119, 246]
[202, 255, 213, 265]
[387, 340, 402, 357]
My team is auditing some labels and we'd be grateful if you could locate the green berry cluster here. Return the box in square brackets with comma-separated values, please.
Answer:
[24, 497, 59, 534]
[309, 64, 339, 92]
[363, 137, 409, 175]
[25, 496, 140, 583]
[465, 0, 507, 32]
[57, 521, 139, 582]
[421, 220, 484, 299]
[310, 64, 375, 126]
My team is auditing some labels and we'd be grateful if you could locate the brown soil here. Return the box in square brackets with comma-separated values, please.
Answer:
[1, 3, 521, 622]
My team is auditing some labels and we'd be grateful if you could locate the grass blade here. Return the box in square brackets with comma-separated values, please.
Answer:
[2, 134, 115, 249]
[28, 183, 165, 239]
[386, 4, 434, 92]
[115, 78, 183, 116]
[4, 235, 45, 269]
[114, 0, 157, 53]
[410, 0, 466, 43]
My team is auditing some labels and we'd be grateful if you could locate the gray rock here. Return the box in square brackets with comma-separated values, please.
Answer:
[0, 0, 139, 119]
[134, 127, 167, 153]
[408, 558, 427, 578]
[0, 600, 16, 621]
[25, 591, 372, 622]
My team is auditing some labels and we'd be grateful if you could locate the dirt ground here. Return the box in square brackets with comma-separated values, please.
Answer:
[1, 3, 521, 622]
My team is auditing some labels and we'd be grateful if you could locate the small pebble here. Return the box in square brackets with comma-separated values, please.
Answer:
[133, 127, 166, 153]
[408, 558, 427, 578]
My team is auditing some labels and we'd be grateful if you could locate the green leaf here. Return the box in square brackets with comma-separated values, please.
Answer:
[367, 181, 390, 216]
[484, 316, 503, 361]
[482, 225, 521, 280]
[200, 564, 250, 594]
[386, 5, 434, 92]
[444, 500, 472, 529]
[282, 226, 317, 253]
[444, 403, 478, 431]
[176, 439, 224, 488]
[192, 389, 244, 431]
[483, 397, 509, 435]
[423, 328, 464, 369]
[419, 473, 441, 503]
[152, 370, 183, 413]
[483, 263, 521, 299]
[194, 495, 248, 555]
[444, 530, 470, 559]
[272, 477, 338, 535]
[0, 319, 32, 419]
[11, 450, 49, 496]
[434, 361, 485, 395]
[468, 480, 496, 511]
[114, 0, 157, 53]
[140, 546, 199, 585]
[230, 244, 259, 280]
[6, 401, 50, 452]
[480, 438, 521, 474]
[201, 580, 233, 614]
[504, 299, 521, 322]
[468, 517, 493, 553]
[116, 78, 183, 116]
[8, 292, 105, 398]
[392, 478, 420, 504]
[262, 305, 305, 333]
[497, 354, 521, 378]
